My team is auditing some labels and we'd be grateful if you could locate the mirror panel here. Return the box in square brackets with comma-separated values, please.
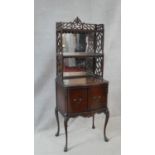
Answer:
[62, 33, 94, 53]
[63, 57, 94, 78]
[62, 33, 95, 77]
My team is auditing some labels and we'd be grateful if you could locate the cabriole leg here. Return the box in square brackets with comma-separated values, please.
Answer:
[55, 107, 60, 136]
[92, 115, 95, 129]
[103, 108, 109, 142]
[64, 117, 69, 152]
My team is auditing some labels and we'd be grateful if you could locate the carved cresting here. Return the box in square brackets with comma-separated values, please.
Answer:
[74, 17, 82, 23]
[56, 17, 96, 32]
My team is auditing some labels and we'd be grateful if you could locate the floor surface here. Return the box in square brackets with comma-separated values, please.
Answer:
[34, 115, 121, 155]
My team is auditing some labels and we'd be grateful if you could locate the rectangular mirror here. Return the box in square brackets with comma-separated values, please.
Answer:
[63, 57, 94, 78]
[62, 33, 95, 78]
[62, 33, 94, 53]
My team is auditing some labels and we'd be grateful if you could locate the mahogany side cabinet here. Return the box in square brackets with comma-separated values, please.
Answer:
[55, 17, 110, 152]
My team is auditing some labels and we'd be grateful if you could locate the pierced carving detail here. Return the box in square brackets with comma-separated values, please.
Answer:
[56, 32, 63, 79]
[73, 17, 82, 24]
[93, 30, 104, 77]
[94, 57, 103, 77]
[96, 31, 103, 54]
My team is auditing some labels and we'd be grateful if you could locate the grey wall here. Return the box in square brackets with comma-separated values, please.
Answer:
[34, 0, 121, 132]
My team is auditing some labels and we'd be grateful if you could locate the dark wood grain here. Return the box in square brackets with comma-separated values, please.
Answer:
[67, 88, 87, 113]
[88, 84, 107, 110]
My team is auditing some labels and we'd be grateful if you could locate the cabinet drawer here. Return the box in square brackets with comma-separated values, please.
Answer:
[88, 85, 107, 110]
[68, 88, 87, 113]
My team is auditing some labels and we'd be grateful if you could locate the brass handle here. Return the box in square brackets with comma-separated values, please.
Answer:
[79, 97, 83, 102]
[73, 98, 77, 102]
[73, 97, 83, 104]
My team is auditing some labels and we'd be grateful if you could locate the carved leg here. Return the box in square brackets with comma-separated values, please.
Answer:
[64, 117, 69, 152]
[92, 115, 95, 129]
[103, 108, 109, 142]
[55, 107, 60, 136]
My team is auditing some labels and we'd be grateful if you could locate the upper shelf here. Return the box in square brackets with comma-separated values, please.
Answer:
[62, 52, 103, 58]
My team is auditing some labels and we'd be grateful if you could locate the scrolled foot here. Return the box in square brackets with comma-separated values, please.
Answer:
[92, 115, 95, 129]
[64, 146, 68, 152]
[55, 132, 59, 137]
[104, 136, 109, 142]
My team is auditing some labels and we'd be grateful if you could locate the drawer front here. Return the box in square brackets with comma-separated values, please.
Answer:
[88, 85, 107, 110]
[68, 88, 87, 113]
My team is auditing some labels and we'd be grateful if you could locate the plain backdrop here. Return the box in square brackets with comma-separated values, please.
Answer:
[2, 0, 155, 155]
[34, 0, 120, 154]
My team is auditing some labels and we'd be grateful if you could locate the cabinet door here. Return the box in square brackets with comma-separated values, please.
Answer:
[88, 85, 108, 110]
[68, 88, 87, 113]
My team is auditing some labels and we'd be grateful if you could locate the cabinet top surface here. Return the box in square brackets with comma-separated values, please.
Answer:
[62, 52, 103, 58]
[62, 77, 108, 87]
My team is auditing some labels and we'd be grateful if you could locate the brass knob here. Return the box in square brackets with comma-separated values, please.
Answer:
[78, 97, 83, 102]
[73, 98, 77, 102]
[93, 96, 101, 99]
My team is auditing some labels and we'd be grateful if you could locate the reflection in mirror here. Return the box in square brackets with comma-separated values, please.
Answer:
[62, 33, 94, 77]
[63, 57, 94, 78]
[63, 57, 86, 77]
[62, 33, 94, 53]
[64, 58, 86, 70]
